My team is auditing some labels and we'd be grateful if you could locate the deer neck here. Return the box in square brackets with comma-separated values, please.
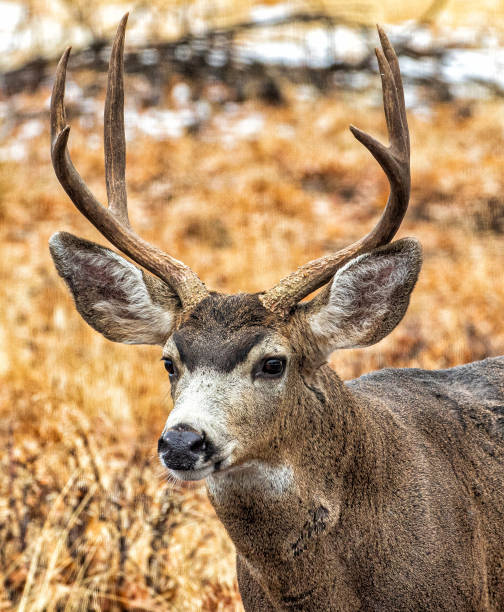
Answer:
[206, 364, 398, 570]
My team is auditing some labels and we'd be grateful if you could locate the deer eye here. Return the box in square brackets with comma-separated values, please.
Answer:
[258, 358, 286, 379]
[162, 358, 176, 377]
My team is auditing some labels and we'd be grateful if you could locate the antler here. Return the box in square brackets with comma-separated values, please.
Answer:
[260, 26, 410, 315]
[51, 13, 209, 311]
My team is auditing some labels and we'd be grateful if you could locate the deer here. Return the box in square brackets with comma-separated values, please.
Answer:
[48, 14, 504, 611]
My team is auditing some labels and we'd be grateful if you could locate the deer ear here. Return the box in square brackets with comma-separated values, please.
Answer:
[49, 232, 180, 345]
[305, 238, 422, 355]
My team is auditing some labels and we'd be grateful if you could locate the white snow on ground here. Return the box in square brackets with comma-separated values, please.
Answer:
[442, 48, 504, 89]
[236, 26, 367, 68]
[398, 56, 438, 80]
[250, 3, 293, 24]
[126, 108, 196, 140]
[231, 113, 264, 137]
[331, 26, 368, 63]
[0, 1, 23, 55]
[236, 39, 307, 67]
[213, 110, 265, 146]
[0, 141, 27, 161]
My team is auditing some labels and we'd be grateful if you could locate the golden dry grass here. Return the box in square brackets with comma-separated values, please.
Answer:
[0, 79, 503, 610]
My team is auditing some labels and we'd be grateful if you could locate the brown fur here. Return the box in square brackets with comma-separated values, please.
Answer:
[173, 293, 278, 372]
[49, 234, 504, 610]
[215, 352, 504, 611]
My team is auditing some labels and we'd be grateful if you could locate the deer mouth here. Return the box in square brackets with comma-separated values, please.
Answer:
[167, 453, 235, 482]
[211, 453, 235, 473]
[168, 464, 215, 482]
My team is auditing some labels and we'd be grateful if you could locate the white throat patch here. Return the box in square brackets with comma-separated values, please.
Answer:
[207, 461, 295, 500]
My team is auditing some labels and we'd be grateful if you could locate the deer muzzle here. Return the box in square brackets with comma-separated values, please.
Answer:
[158, 425, 212, 471]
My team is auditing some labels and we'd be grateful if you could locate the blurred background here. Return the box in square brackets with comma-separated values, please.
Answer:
[1, 1, 503, 610]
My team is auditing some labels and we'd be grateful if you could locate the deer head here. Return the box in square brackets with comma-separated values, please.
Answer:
[49, 16, 421, 481]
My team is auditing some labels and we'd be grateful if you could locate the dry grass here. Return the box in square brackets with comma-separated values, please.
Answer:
[0, 80, 503, 610]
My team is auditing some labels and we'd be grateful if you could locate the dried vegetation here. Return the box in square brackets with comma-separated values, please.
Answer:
[0, 79, 503, 610]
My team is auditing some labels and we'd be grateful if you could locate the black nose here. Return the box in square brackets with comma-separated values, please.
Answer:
[158, 426, 208, 471]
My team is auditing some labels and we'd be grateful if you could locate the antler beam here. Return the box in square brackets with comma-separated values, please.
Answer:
[50, 13, 209, 311]
[260, 26, 410, 315]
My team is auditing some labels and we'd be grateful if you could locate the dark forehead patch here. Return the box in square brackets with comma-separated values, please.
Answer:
[172, 293, 277, 372]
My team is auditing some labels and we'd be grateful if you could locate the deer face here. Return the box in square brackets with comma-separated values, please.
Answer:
[158, 294, 293, 480]
[50, 233, 421, 482]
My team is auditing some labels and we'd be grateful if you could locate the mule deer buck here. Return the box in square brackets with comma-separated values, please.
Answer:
[49, 14, 504, 611]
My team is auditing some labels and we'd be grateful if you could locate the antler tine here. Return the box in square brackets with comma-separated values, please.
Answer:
[260, 26, 410, 315]
[377, 25, 409, 153]
[51, 48, 71, 145]
[50, 14, 209, 311]
[104, 13, 129, 226]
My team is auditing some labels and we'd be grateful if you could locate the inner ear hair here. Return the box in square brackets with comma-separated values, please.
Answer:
[304, 238, 422, 353]
[49, 231, 180, 345]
